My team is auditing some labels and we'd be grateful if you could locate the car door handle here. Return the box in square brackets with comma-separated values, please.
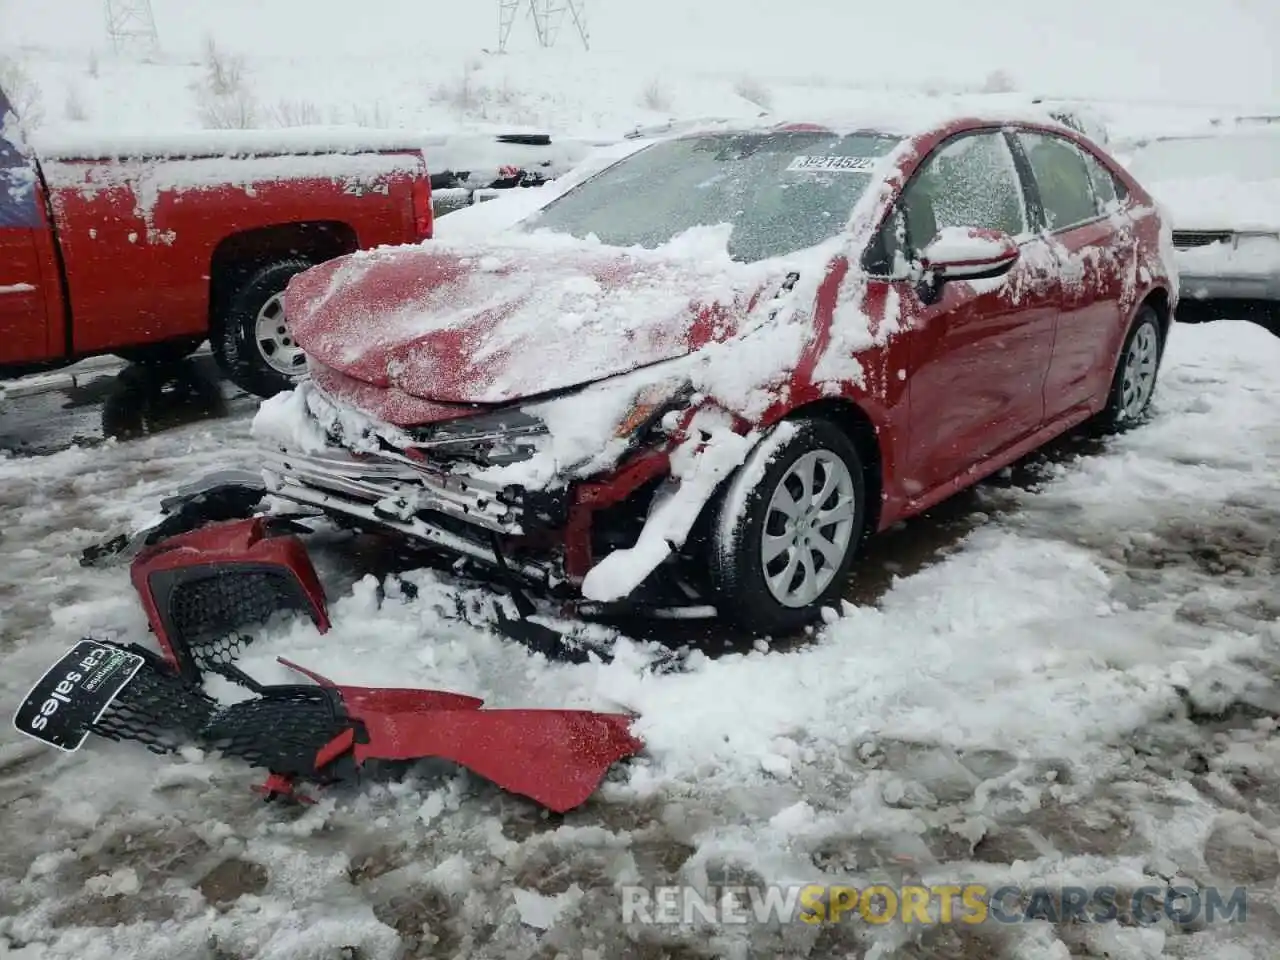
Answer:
[0, 282, 36, 295]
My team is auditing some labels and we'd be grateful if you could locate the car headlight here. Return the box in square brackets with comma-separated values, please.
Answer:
[406, 379, 695, 469]
[611, 381, 694, 441]
[408, 408, 549, 465]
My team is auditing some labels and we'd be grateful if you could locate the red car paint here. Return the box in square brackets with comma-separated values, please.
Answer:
[278, 659, 643, 813]
[0, 85, 432, 378]
[288, 244, 761, 404]
[273, 115, 1177, 602]
[130, 517, 331, 676]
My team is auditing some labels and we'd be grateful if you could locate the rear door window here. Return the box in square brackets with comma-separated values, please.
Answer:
[1078, 149, 1123, 213]
[1017, 132, 1101, 230]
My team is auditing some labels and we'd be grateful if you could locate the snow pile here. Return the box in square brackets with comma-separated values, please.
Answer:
[1137, 176, 1280, 232]
[581, 407, 758, 602]
[252, 377, 416, 456]
[1121, 129, 1280, 230]
[920, 225, 1018, 264]
[478, 371, 686, 490]
[1176, 234, 1280, 281]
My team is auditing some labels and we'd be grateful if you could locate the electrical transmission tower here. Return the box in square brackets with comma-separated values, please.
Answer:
[105, 0, 160, 56]
[497, 0, 589, 53]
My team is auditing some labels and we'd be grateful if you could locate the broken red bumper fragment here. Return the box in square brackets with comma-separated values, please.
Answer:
[280, 658, 643, 811]
[13, 517, 643, 813]
[130, 516, 330, 682]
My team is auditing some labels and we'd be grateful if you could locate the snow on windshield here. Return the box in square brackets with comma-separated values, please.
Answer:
[519, 131, 901, 263]
[1126, 131, 1280, 183]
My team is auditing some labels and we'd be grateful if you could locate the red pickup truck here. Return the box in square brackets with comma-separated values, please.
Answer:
[1, 85, 434, 398]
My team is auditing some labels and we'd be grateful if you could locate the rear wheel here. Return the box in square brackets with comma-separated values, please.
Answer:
[1095, 305, 1164, 433]
[213, 259, 313, 399]
[707, 418, 867, 636]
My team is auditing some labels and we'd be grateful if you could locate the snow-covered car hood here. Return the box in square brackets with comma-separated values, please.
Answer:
[284, 233, 787, 405]
[1140, 175, 1280, 232]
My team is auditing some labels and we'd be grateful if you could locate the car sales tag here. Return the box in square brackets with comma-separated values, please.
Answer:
[786, 155, 878, 172]
[11, 639, 145, 752]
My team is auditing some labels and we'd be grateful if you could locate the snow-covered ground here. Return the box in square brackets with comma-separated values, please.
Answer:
[1, 320, 1278, 959]
[3, 1, 1280, 957]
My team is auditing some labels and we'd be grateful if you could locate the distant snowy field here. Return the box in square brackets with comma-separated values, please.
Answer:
[3, 0, 1279, 145]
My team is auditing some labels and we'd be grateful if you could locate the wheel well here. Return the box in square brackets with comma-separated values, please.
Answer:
[786, 399, 884, 535]
[1141, 287, 1172, 341]
[208, 221, 358, 329]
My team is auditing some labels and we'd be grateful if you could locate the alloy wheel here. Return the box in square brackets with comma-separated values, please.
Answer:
[254, 293, 307, 377]
[1120, 320, 1160, 419]
[760, 449, 858, 608]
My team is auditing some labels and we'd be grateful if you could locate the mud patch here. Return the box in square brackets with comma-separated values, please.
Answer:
[511, 848, 629, 896]
[810, 834, 932, 880]
[53, 821, 215, 893]
[197, 857, 269, 906]
[49, 892, 184, 928]
[371, 887, 464, 959]
[1203, 823, 1280, 885]
[346, 844, 411, 886]
[844, 490, 993, 608]
[971, 827, 1045, 865]
[1123, 515, 1279, 578]
[1019, 797, 1143, 859]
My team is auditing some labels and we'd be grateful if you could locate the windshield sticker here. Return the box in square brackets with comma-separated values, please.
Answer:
[786, 155, 878, 173]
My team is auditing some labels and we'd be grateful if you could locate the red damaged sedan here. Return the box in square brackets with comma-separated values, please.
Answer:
[254, 111, 1178, 634]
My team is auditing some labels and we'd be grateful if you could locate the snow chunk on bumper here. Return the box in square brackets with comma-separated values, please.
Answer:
[251, 379, 414, 455]
[581, 408, 757, 603]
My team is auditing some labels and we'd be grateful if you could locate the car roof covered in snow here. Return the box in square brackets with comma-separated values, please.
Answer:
[633, 96, 1084, 143]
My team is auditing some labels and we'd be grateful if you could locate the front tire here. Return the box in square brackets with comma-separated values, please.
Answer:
[708, 418, 867, 636]
[213, 259, 313, 399]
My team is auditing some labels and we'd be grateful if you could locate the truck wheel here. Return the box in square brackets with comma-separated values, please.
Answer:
[214, 259, 313, 399]
[115, 337, 203, 366]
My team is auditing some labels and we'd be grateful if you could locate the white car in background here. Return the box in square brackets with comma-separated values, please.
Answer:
[1122, 124, 1280, 328]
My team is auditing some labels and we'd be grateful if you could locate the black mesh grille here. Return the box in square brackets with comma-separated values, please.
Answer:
[90, 652, 220, 754]
[162, 568, 312, 675]
[198, 689, 350, 778]
[85, 645, 353, 779]
[1171, 229, 1233, 249]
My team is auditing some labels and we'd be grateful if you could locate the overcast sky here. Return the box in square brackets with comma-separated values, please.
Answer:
[3, 0, 1276, 105]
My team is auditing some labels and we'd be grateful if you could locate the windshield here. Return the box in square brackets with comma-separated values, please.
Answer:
[1126, 132, 1280, 183]
[518, 131, 902, 263]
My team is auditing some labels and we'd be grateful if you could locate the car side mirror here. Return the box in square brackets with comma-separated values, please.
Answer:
[920, 226, 1021, 282]
[912, 226, 1020, 306]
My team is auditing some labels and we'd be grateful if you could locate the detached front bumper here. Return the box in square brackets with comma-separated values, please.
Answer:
[261, 445, 565, 587]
